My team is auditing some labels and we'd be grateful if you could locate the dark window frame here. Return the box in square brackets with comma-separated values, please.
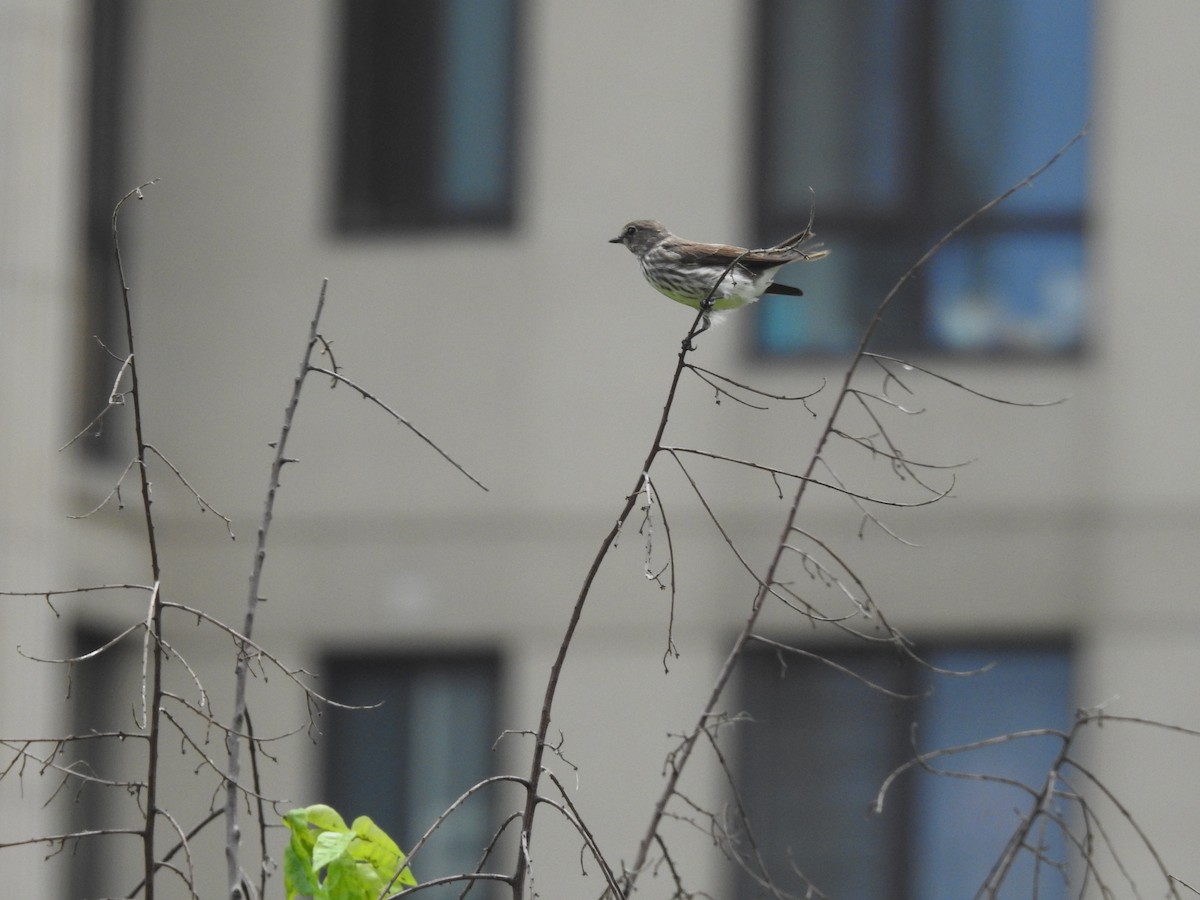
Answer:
[79, 0, 133, 457]
[750, 0, 1089, 359]
[320, 649, 503, 897]
[733, 636, 1074, 899]
[334, 0, 520, 234]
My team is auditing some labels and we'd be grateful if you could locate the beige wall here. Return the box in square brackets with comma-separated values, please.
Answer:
[5, 0, 1200, 896]
[1, 2, 83, 897]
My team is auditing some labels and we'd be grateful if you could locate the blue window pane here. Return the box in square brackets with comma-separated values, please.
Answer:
[761, 0, 910, 214]
[439, 0, 514, 215]
[758, 263, 863, 355]
[912, 647, 1072, 900]
[935, 0, 1090, 215]
[756, 236, 924, 355]
[928, 232, 1085, 351]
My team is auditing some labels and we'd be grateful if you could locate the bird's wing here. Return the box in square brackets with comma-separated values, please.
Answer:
[675, 236, 827, 272]
[668, 239, 749, 266]
[673, 241, 792, 275]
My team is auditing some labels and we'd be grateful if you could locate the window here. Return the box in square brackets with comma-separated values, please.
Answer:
[734, 642, 1072, 899]
[335, 0, 519, 232]
[753, 0, 1090, 356]
[79, 0, 133, 457]
[68, 625, 142, 899]
[322, 652, 502, 898]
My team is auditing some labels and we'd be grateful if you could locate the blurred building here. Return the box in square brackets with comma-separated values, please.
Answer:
[4, 1, 1200, 897]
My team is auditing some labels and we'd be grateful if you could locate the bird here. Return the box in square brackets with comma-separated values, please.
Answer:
[609, 219, 829, 345]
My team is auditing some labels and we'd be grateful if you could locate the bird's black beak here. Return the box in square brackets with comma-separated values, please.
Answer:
[608, 235, 623, 244]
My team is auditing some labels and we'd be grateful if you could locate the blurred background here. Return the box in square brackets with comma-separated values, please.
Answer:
[4, 1, 1200, 897]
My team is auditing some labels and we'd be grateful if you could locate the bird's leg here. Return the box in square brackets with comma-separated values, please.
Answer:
[682, 309, 712, 352]
[683, 264, 730, 352]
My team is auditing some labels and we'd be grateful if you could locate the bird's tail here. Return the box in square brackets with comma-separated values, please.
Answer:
[764, 190, 830, 260]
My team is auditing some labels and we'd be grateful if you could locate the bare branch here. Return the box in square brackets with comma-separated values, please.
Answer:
[0, 583, 155, 600]
[123, 809, 224, 900]
[637, 474, 680, 669]
[59, 351, 133, 451]
[143, 444, 236, 538]
[67, 456, 140, 519]
[18, 621, 143, 665]
[0, 828, 143, 851]
[666, 446, 954, 507]
[309, 365, 488, 492]
[685, 364, 824, 412]
[747, 636, 922, 700]
[866, 353, 1068, 408]
[163, 601, 363, 710]
[541, 770, 625, 899]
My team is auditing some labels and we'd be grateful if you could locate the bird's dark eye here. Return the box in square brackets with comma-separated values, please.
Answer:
[623, 224, 637, 238]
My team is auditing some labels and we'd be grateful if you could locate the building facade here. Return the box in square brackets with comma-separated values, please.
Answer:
[4, 2, 1200, 897]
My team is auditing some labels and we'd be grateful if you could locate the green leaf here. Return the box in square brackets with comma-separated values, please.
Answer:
[282, 845, 318, 900]
[282, 803, 417, 898]
[313, 830, 355, 873]
[348, 815, 418, 887]
[351, 816, 401, 858]
[324, 856, 375, 900]
[283, 818, 318, 899]
[301, 804, 350, 833]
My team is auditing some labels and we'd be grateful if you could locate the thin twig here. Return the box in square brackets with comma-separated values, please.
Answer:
[308, 366, 488, 492]
[143, 444, 236, 538]
[59, 351, 133, 451]
[225, 281, 331, 899]
[111, 179, 167, 900]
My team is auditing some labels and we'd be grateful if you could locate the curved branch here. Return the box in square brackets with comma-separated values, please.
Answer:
[541, 770, 625, 899]
[748, 636, 922, 701]
[874, 726, 1069, 815]
[686, 364, 825, 411]
[164, 601, 364, 710]
[666, 446, 955, 507]
[308, 366, 488, 492]
[143, 444, 235, 538]
[380, 774, 529, 897]
[866, 353, 1068, 408]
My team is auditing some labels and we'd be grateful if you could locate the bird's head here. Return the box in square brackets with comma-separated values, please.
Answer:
[609, 220, 669, 257]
